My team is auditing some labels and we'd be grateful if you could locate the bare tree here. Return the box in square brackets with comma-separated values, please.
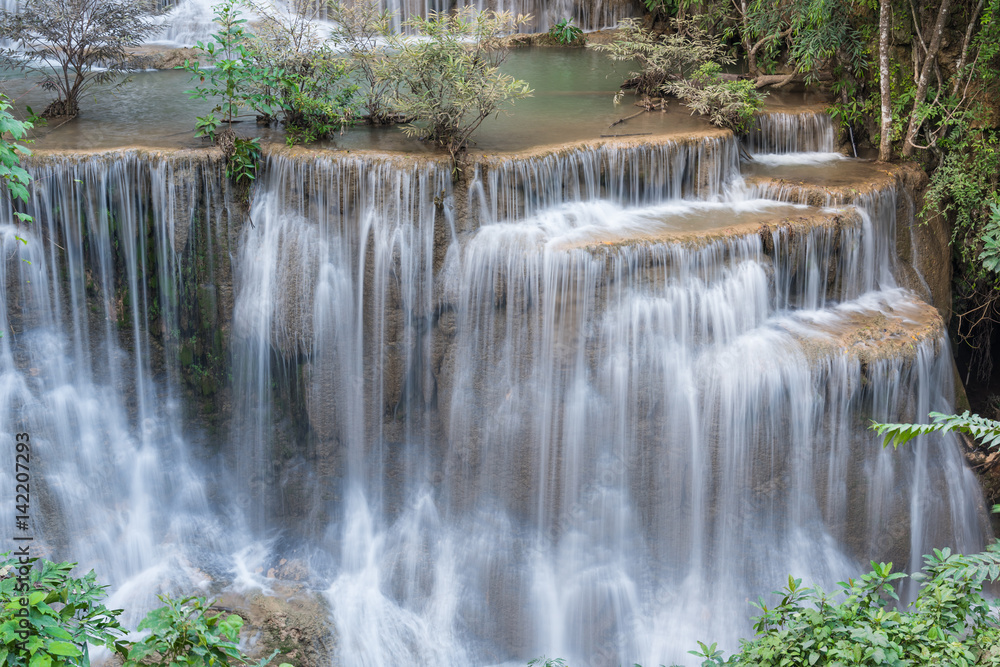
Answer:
[0, 0, 164, 118]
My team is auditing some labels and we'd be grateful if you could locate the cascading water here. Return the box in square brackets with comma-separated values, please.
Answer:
[0, 152, 243, 621]
[153, 0, 640, 45]
[744, 110, 836, 155]
[1, 114, 991, 667]
[224, 135, 987, 666]
[368, 0, 641, 32]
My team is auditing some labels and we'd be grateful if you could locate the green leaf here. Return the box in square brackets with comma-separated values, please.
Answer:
[46, 641, 82, 657]
[28, 653, 51, 667]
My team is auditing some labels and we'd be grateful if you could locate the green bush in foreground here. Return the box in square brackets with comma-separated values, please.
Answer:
[687, 546, 1000, 666]
[0, 553, 285, 667]
[530, 544, 1000, 666]
[0, 557, 125, 666]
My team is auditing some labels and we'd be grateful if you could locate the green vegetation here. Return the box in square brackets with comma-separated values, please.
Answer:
[528, 539, 1000, 666]
[240, 0, 359, 144]
[0, 95, 33, 238]
[872, 410, 1000, 450]
[0, 553, 286, 667]
[0, 0, 163, 118]
[180, 0, 529, 166]
[683, 547, 1000, 666]
[182, 0, 355, 183]
[0, 557, 125, 666]
[181, 0, 261, 184]
[548, 18, 583, 45]
[182, 0, 258, 140]
[666, 61, 766, 134]
[327, 1, 397, 125]
[643, 0, 686, 21]
[127, 595, 273, 667]
[596, 17, 732, 100]
[379, 7, 532, 159]
[596, 17, 765, 131]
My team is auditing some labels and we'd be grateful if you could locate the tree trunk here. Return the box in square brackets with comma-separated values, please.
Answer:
[951, 0, 985, 97]
[902, 0, 953, 157]
[878, 0, 893, 162]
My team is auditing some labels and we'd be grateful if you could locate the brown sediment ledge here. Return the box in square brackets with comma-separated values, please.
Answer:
[26, 129, 733, 166]
[25, 145, 224, 163]
[471, 127, 732, 163]
[743, 159, 901, 205]
[568, 206, 855, 253]
[783, 294, 944, 368]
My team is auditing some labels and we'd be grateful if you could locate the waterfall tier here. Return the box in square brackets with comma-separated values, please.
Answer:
[1, 126, 989, 667]
[744, 108, 837, 156]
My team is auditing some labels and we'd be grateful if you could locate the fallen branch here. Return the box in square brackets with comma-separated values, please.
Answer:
[753, 71, 831, 88]
[609, 109, 647, 128]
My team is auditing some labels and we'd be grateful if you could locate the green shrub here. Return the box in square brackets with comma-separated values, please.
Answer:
[0, 94, 34, 236]
[687, 547, 1000, 666]
[665, 61, 766, 134]
[0, 555, 126, 666]
[328, 0, 400, 125]
[226, 136, 262, 186]
[380, 7, 532, 158]
[181, 0, 263, 133]
[598, 20, 764, 133]
[241, 0, 359, 144]
[548, 18, 583, 45]
[0, 554, 286, 667]
[126, 595, 277, 667]
[595, 17, 732, 99]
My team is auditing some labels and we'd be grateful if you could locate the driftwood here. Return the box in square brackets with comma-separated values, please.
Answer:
[753, 71, 833, 88]
[609, 109, 647, 128]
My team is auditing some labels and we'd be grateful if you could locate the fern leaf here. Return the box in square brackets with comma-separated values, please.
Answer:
[870, 411, 1000, 449]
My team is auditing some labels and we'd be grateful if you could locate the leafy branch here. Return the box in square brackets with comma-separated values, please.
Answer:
[870, 410, 1000, 449]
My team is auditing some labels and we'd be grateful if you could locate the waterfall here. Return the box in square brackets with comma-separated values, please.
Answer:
[152, 0, 642, 45]
[744, 110, 837, 155]
[0, 151, 238, 621]
[468, 135, 739, 226]
[225, 136, 986, 665]
[2, 118, 990, 667]
[368, 0, 642, 32]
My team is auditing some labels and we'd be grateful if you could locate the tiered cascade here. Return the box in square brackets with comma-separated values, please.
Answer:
[0, 116, 989, 667]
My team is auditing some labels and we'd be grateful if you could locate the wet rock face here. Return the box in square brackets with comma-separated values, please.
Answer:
[896, 163, 952, 320]
[125, 46, 200, 70]
[214, 581, 335, 667]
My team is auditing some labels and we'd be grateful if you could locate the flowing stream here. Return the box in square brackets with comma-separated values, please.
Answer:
[0, 112, 991, 666]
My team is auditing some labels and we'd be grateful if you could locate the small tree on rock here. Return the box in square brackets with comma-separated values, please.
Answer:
[0, 0, 164, 118]
[380, 7, 532, 159]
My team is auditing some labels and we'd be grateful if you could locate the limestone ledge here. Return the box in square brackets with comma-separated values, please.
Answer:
[745, 160, 952, 319]
[783, 292, 945, 369]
